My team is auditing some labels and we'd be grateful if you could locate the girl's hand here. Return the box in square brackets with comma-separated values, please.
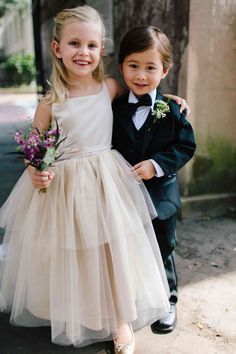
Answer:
[27, 165, 55, 189]
[132, 160, 156, 180]
[164, 94, 191, 118]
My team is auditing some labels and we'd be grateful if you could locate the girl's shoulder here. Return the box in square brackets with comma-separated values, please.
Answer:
[105, 77, 126, 101]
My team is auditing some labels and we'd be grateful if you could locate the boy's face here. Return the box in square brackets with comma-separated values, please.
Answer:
[120, 47, 169, 97]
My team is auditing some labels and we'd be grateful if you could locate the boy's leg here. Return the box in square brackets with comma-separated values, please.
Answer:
[151, 214, 178, 333]
[164, 251, 178, 304]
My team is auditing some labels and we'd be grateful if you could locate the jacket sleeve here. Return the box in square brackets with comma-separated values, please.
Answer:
[151, 106, 196, 176]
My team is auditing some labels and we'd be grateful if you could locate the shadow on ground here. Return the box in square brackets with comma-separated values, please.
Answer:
[0, 312, 114, 354]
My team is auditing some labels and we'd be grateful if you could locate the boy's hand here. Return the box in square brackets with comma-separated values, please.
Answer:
[132, 160, 156, 180]
[27, 165, 55, 189]
[163, 94, 191, 118]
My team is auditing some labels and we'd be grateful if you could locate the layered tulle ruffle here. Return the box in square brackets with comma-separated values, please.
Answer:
[0, 150, 170, 347]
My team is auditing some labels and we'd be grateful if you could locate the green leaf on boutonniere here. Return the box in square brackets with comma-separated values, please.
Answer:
[151, 99, 170, 124]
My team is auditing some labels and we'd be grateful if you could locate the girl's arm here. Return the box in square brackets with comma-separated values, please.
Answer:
[33, 100, 52, 130]
[27, 101, 55, 189]
[105, 77, 126, 101]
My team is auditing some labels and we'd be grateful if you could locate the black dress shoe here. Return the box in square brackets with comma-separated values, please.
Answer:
[151, 304, 177, 333]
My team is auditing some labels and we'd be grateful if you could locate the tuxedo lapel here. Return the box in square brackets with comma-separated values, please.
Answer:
[118, 102, 136, 142]
[141, 90, 164, 155]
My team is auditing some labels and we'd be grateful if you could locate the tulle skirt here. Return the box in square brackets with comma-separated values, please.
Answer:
[0, 149, 170, 347]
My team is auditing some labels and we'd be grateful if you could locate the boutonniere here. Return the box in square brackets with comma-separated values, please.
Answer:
[151, 99, 170, 124]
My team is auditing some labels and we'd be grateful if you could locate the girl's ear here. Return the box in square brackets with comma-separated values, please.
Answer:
[119, 64, 123, 76]
[52, 41, 62, 58]
[161, 67, 170, 80]
[101, 46, 105, 56]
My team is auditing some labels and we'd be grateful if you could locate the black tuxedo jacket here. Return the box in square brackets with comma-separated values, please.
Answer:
[112, 91, 196, 220]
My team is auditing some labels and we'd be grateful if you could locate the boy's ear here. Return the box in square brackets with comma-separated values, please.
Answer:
[161, 67, 170, 80]
[52, 41, 62, 58]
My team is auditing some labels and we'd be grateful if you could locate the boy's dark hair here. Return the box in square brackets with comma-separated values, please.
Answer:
[119, 25, 173, 71]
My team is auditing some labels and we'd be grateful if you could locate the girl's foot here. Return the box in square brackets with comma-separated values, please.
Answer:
[114, 323, 135, 354]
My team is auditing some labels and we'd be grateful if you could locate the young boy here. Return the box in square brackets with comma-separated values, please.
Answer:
[112, 25, 196, 333]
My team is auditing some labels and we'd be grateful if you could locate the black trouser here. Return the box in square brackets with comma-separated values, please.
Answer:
[152, 213, 178, 304]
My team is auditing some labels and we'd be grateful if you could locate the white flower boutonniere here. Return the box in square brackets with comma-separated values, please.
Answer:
[151, 99, 170, 124]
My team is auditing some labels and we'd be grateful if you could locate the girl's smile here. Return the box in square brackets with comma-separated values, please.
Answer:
[74, 60, 92, 65]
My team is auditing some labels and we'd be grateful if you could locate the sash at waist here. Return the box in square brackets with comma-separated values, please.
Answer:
[58, 145, 111, 160]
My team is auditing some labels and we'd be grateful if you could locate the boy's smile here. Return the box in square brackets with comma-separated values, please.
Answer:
[121, 47, 169, 96]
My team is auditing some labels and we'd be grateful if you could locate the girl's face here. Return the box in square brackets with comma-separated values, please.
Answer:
[52, 21, 103, 81]
[120, 47, 169, 96]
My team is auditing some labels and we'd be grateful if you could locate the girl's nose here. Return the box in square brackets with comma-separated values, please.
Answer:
[78, 45, 89, 56]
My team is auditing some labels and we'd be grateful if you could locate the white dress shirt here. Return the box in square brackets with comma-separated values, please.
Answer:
[128, 89, 164, 178]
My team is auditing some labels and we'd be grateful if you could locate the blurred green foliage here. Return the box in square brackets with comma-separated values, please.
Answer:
[3, 53, 35, 86]
[0, 0, 30, 17]
[190, 137, 236, 195]
[0, 0, 19, 17]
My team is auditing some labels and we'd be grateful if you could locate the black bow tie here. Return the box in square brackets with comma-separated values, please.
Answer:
[127, 94, 152, 116]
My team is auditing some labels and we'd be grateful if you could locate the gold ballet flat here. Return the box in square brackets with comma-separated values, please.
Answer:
[114, 323, 135, 354]
[114, 341, 135, 354]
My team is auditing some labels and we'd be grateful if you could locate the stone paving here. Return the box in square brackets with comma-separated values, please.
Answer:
[0, 94, 236, 354]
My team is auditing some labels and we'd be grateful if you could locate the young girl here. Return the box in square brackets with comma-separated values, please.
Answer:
[0, 6, 187, 353]
[112, 26, 196, 334]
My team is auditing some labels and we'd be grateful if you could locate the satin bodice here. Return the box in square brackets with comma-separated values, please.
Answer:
[52, 83, 113, 158]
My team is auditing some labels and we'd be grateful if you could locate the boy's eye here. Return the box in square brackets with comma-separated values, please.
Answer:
[147, 66, 156, 71]
[129, 64, 138, 69]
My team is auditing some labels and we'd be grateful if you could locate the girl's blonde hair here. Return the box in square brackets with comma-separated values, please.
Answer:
[45, 5, 106, 103]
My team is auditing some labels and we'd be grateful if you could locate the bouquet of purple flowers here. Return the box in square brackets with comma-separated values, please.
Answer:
[15, 119, 66, 193]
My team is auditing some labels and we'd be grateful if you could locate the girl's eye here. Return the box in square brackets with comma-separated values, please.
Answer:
[69, 41, 80, 47]
[88, 43, 97, 48]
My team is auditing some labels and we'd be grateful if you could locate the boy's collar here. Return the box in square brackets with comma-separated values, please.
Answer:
[128, 89, 157, 109]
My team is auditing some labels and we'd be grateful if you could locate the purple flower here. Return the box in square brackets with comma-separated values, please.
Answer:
[15, 119, 66, 180]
